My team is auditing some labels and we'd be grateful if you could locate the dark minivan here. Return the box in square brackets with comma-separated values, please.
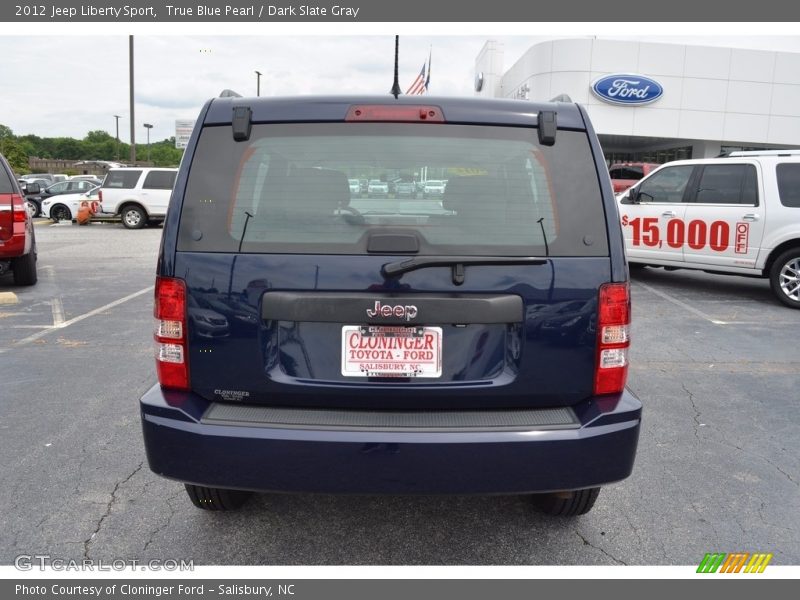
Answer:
[141, 95, 641, 516]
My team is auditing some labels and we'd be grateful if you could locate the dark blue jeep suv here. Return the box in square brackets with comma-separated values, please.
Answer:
[141, 95, 641, 516]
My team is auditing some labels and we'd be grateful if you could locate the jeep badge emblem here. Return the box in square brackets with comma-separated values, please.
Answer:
[366, 300, 418, 321]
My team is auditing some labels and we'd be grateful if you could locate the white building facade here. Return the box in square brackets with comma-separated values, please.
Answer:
[475, 38, 800, 162]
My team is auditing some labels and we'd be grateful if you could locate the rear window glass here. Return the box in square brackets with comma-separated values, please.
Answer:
[104, 170, 141, 189]
[0, 165, 14, 193]
[177, 123, 609, 257]
[776, 163, 800, 208]
[143, 170, 177, 190]
[695, 164, 758, 205]
[610, 166, 644, 180]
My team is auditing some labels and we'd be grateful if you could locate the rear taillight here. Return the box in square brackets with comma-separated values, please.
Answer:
[0, 203, 12, 242]
[593, 282, 631, 395]
[154, 276, 189, 390]
[98, 189, 103, 202]
[0, 194, 25, 242]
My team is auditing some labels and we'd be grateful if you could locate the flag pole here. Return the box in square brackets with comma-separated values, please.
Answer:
[425, 46, 432, 94]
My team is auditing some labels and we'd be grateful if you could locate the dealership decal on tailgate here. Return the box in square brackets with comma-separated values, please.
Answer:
[341, 325, 443, 378]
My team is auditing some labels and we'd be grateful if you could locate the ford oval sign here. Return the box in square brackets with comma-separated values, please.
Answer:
[591, 74, 663, 106]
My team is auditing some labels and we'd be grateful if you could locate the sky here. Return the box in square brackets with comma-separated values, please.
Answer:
[1, 28, 800, 145]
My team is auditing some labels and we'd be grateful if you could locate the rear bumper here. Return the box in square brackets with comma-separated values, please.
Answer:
[140, 385, 641, 495]
[0, 234, 31, 259]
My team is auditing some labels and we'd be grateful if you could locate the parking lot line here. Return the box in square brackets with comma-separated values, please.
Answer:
[633, 281, 728, 325]
[51, 296, 65, 326]
[12, 285, 154, 348]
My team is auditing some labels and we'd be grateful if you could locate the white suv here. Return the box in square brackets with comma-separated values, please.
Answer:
[617, 150, 800, 308]
[98, 167, 178, 229]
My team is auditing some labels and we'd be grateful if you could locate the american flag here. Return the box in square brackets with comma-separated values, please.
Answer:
[406, 63, 427, 95]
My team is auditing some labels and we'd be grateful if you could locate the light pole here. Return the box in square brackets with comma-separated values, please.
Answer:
[143, 123, 153, 163]
[113, 115, 121, 159]
[129, 35, 136, 164]
[255, 70, 262, 96]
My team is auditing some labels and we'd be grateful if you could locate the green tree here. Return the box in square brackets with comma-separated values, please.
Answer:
[148, 139, 183, 166]
[51, 137, 82, 160]
[84, 130, 118, 160]
[0, 123, 15, 156]
[0, 124, 183, 167]
[0, 125, 30, 173]
[16, 135, 40, 157]
[2, 138, 30, 174]
[0, 123, 13, 140]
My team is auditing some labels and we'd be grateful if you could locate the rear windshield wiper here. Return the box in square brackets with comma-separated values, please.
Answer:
[382, 256, 548, 285]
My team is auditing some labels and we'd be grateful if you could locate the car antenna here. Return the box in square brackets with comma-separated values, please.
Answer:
[237, 211, 254, 253]
[390, 35, 402, 99]
[537, 217, 550, 257]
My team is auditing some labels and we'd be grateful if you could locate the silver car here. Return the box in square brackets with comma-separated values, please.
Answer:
[367, 179, 389, 198]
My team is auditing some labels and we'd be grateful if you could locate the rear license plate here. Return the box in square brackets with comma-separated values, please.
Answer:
[341, 325, 442, 378]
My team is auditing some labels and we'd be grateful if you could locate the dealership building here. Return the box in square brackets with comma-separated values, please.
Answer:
[474, 38, 800, 163]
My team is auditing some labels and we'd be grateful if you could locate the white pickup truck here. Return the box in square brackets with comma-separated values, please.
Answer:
[97, 167, 178, 229]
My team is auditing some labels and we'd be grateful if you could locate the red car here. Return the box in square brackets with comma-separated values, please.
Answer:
[0, 153, 37, 285]
[608, 162, 660, 194]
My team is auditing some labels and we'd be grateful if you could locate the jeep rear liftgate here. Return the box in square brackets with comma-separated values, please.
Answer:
[175, 252, 611, 409]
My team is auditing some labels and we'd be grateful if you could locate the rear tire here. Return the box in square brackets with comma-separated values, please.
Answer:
[184, 484, 252, 511]
[532, 487, 600, 516]
[121, 204, 146, 229]
[769, 248, 800, 309]
[50, 204, 72, 223]
[25, 199, 41, 218]
[11, 249, 38, 286]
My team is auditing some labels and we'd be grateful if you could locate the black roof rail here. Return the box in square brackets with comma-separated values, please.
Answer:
[727, 149, 800, 157]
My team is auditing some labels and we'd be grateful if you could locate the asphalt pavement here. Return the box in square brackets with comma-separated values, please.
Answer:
[0, 220, 797, 566]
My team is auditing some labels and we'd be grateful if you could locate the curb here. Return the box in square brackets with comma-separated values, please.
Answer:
[0, 292, 19, 305]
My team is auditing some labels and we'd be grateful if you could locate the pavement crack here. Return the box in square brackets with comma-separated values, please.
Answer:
[681, 382, 702, 439]
[142, 487, 184, 553]
[718, 442, 797, 487]
[83, 462, 143, 560]
[719, 438, 744, 452]
[73, 436, 94, 496]
[623, 514, 644, 548]
[766, 460, 799, 488]
[575, 531, 627, 565]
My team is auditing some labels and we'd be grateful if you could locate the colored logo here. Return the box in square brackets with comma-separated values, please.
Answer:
[591, 74, 664, 106]
[697, 553, 773, 573]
